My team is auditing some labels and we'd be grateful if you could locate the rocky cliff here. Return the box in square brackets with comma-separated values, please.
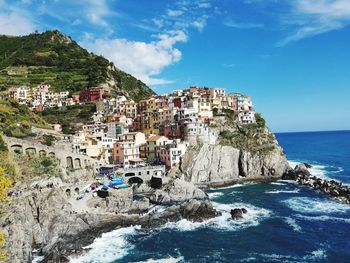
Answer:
[1, 178, 217, 262]
[181, 115, 290, 187]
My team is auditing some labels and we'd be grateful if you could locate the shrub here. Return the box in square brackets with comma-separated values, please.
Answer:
[255, 113, 266, 128]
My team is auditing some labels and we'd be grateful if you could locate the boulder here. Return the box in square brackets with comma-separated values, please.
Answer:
[294, 163, 311, 177]
[303, 162, 313, 168]
[149, 178, 208, 205]
[230, 208, 244, 220]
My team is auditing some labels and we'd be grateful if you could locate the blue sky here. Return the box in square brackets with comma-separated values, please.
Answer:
[0, 0, 350, 132]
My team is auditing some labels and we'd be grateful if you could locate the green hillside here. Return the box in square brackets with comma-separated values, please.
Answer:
[0, 100, 48, 138]
[0, 30, 155, 101]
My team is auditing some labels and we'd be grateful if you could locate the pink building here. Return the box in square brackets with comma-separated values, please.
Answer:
[157, 141, 188, 168]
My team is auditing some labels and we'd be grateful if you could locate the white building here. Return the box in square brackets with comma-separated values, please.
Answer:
[184, 122, 217, 145]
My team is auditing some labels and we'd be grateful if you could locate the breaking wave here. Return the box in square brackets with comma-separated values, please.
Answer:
[70, 226, 140, 263]
[284, 217, 302, 232]
[207, 192, 224, 199]
[163, 202, 272, 232]
[270, 181, 286, 186]
[131, 256, 184, 263]
[242, 247, 327, 262]
[282, 197, 350, 214]
[295, 214, 350, 224]
[265, 189, 300, 194]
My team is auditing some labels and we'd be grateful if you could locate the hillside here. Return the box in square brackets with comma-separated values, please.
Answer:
[0, 100, 48, 138]
[0, 30, 155, 101]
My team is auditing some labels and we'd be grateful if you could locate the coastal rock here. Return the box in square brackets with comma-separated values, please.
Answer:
[282, 164, 311, 180]
[181, 143, 290, 187]
[149, 178, 208, 205]
[303, 163, 313, 168]
[230, 208, 247, 220]
[285, 163, 350, 205]
[179, 199, 220, 222]
[294, 164, 311, 177]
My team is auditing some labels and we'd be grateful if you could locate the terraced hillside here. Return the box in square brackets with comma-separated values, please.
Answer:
[0, 30, 155, 101]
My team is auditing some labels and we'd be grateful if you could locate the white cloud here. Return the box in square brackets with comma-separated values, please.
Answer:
[198, 2, 211, 9]
[85, 0, 111, 27]
[192, 15, 208, 31]
[223, 18, 264, 29]
[278, 0, 350, 46]
[0, 11, 36, 35]
[82, 30, 188, 86]
[167, 9, 184, 17]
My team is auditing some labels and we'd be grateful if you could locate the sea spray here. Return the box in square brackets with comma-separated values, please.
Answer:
[70, 226, 140, 263]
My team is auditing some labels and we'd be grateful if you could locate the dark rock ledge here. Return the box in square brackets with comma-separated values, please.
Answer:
[282, 163, 350, 204]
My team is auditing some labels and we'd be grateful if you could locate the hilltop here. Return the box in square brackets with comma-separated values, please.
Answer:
[0, 30, 155, 101]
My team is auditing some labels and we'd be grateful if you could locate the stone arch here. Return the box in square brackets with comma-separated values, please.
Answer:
[38, 150, 46, 157]
[65, 188, 71, 197]
[25, 147, 37, 155]
[48, 152, 56, 158]
[74, 187, 79, 194]
[10, 144, 23, 154]
[74, 158, 81, 169]
[66, 156, 73, 169]
[128, 177, 143, 185]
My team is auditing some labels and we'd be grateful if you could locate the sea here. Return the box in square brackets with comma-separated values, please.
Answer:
[70, 130, 350, 263]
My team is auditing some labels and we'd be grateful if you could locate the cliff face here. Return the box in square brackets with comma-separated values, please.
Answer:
[180, 122, 290, 187]
[1, 178, 215, 262]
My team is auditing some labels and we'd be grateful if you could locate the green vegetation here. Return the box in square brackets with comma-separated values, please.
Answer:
[0, 100, 48, 138]
[0, 30, 155, 101]
[255, 113, 266, 128]
[219, 118, 275, 156]
[0, 230, 7, 260]
[36, 103, 96, 134]
[42, 134, 55, 146]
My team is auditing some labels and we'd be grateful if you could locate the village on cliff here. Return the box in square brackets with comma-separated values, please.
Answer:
[3, 85, 256, 172]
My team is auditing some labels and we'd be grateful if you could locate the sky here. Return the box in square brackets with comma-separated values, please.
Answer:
[0, 0, 350, 132]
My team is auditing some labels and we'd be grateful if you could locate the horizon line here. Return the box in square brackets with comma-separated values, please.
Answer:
[275, 129, 350, 134]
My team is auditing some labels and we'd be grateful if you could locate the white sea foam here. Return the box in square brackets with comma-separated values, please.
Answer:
[284, 217, 302, 232]
[265, 189, 300, 194]
[207, 192, 224, 199]
[296, 214, 350, 224]
[131, 256, 184, 263]
[212, 182, 257, 191]
[282, 197, 350, 214]
[270, 182, 286, 186]
[163, 202, 272, 232]
[247, 248, 327, 262]
[70, 226, 140, 263]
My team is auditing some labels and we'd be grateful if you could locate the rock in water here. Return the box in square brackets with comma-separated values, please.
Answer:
[231, 208, 244, 220]
[294, 164, 311, 177]
[303, 162, 313, 168]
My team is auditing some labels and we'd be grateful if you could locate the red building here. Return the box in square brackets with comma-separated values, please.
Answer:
[173, 97, 182, 108]
[79, 88, 104, 102]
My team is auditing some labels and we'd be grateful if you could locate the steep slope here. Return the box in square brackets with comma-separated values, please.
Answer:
[0, 100, 48, 138]
[0, 30, 155, 101]
[180, 113, 291, 186]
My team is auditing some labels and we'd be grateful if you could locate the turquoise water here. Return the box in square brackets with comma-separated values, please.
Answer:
[72, 130, 350, 263]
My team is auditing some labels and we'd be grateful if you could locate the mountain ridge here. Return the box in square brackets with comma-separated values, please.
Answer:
[0, 30, 155, 101]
